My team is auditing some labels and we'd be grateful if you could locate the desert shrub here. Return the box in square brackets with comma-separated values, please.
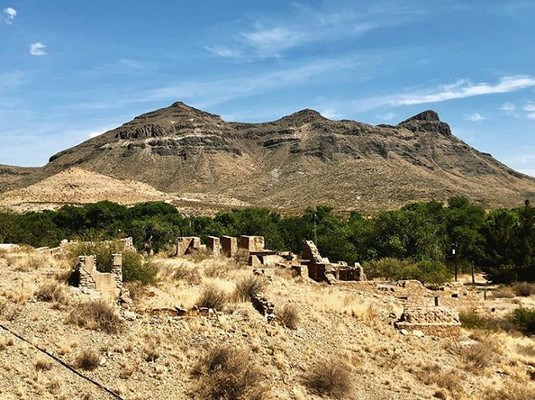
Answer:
[35, 357, 53, 371]
[417, 364, 462, 396]
[168, 263, 202, 285]
[279, 304, 299, 330]
[123, 281, 146, 303]
[76, 349, 100, 370]
[68, 241, 157, 285]
[122, 253, 158, 285]
[192, 346, 268, 400]
[67, 300, 122, 334]
[196, 285, 227, 310]
[513, 282, 535, 297]
[460, 311, 499, 331]
[483, 383, 535, 400]
[303, 357, 353, 399]
[512, 307, 535, 335]
[35, 282, 69, 304]
[233, 276, 267, 302]
[493, 286, 516, 298]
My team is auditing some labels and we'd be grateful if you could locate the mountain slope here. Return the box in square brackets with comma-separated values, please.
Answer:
[3, 102, 535, 212]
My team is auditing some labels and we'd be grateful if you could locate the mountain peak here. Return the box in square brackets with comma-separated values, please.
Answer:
[397, 110, 451, 136]
[399, 110, 441, 124]
[279, 109, 327, 124]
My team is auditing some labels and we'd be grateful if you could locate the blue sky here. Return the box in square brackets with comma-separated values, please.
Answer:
[1, 1, 535, 176]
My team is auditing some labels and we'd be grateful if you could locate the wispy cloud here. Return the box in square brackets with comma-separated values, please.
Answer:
[206, 2, 426, 59]
[390, 76, 535, 106]
[29, 42, 47, 56]
[376, 112, 396, 121]
[359, 75, 535, 110]
[465, 112, 486, 121]
[500, 102, 516, 111]
[524, 104, 535, 119]
[140, 54, 371, 108]
[3, 7, 16, 24]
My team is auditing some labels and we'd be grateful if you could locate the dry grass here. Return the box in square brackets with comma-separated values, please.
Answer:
[278, 303, 299, 330]
[75, 349, 100, 370]
[493, 287, 516, 298]
[34, 357, 53, 371]
[0, 299, 23, 321]
[483, 383, 535, 400]
[196, 285, 227, 310]
[0, 336, 14, 351]
[233, 276, 267, 302]
[35, 282, 70, 305]
[448, 334, 501, 371]
[192, 346, 268, 400]
[416, 364, 463, 396]
[513, 282, 535, 297]
[161, 262, 202, 285]
[67, 300, 122, 334]
[303, 356, 353, 399]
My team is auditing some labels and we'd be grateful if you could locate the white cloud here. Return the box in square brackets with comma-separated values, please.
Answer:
[523, 104, 535, 112]
[376, 112, 396, 121]
[358, 76, 535, 110]
[29, 42, 47, 56]
[141, 55, 369, 108]
[206, 2, 425, 59]
[465, 112, 486, 121]
[393, 76, 535, 105]
[500, 102, 516, 111]
[3, 7, 16, 24]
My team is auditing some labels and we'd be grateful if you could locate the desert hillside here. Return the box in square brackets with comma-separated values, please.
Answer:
[2, 103, 535, 213]
[0, 168, 175, 212]
[1, 246, 534, 400]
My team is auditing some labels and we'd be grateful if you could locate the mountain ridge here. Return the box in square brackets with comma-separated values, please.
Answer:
[1, 102, 534, 212]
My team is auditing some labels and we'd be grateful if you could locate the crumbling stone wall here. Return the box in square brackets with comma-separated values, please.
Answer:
[74, 254, 123, 302]
[176, 236, 201, 257]
[239, 235, 265, 252]
[206, 236, 221, 256]
[395, 305, 461, 335]
[251, 294, 275, 322]
[221, 236, 237, 257]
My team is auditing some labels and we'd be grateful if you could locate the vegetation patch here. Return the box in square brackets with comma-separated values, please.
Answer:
[196, 285, 227, 311]
[67, 300, 122, 334]
[192, 346, 268, 400]
[303, 356, 353, 399]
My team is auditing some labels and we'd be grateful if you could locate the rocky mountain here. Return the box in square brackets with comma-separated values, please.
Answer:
[2, 102, 535, 212]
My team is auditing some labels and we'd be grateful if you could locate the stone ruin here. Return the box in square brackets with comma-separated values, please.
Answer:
[175, 236, 202, 257]
[301, 240, 366, 284]
[72, 253, 123, 302]
[206, 236, 222, 256]
[221, 235, 238, 257]
[395, 303, 461, 336]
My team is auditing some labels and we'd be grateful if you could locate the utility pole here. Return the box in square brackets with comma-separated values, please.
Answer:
[313, 212, 318, 245]
[452, 242, 458, 282]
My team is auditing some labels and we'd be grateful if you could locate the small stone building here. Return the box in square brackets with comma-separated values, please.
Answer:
[72, 254, 123, 302]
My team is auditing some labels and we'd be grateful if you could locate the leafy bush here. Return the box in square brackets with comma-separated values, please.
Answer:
[363, 258, 452, 285]
[196, 285, 227, 310]
[512, 307, 535, 335]
[459, 311, 516, 332]
[67, 300, 122, 334]
[303, 357, 353, 399]
[233, 276, 267, 302]
[68, 241, 157, 285]
[192, 346, 267, 400]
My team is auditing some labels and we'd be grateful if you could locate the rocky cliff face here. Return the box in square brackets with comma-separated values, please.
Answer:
[3, 102, 535, 212]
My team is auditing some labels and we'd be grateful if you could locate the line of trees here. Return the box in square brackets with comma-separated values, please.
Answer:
[1, 197, 534, 283]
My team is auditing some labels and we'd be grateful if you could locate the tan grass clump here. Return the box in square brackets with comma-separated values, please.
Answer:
[75, 349, 100, 370]
[279, 304, 299, 330]
[233, 276, 267, 302]
[67, 300, 122, 334]
[34, 357, 53, 371]
[513, 282, 535, 297]
[192, 346, 268, 400]
[493, 287, 516, 298]
[303, 356, 353, 399]
[416, 364, 463, 396]
[35, 282, 69, 304]
[483, 383, 535, 400]
[196, 285, 227, 310]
